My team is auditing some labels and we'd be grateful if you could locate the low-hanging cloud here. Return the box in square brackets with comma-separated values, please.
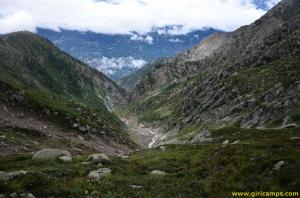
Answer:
[0, 0, 280, 35]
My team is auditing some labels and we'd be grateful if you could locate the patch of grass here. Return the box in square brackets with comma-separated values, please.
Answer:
[0, 128, 299, 197]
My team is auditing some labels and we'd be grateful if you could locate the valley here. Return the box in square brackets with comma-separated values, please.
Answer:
[120, 116, 162, 148]
[0, 0, 300, 197]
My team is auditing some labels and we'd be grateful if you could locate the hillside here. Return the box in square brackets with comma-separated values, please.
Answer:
[1, 0, 300, 197]
[121, 0, 300, 145]
[0, 31, 133, 155]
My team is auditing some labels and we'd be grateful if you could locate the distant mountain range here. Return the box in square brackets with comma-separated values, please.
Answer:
[37, 27, 220, 79]
[35, 1, 277, 80]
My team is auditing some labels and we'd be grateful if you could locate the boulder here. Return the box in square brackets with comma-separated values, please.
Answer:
[10, 193, 18, 198]
[59, 156, 72, 162]
[88, 153, 111, 164]
[78, 126, 87, 132]
[232, 140, 240, 144]
[20, 193, 36, 198]
[290, 137, 300, 140]
[282, 123, 297, 128]
[150, 170, 166, 176]
[273, 161, 285, 171]
[128, 185, 143, 189]
[32, 149, 71, 161]
[0, 170, 27, 182]
[191, 129, 213, 144]
[159, 146, 166, 151]
[72, 148, 83, 154]
[88, 168, 111, 180]
[222, 140, 229, 145]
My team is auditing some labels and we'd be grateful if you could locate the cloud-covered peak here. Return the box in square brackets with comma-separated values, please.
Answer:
[0, 0, 280, 34]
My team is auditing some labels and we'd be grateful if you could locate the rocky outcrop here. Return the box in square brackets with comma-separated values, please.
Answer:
[150, 170, 166, 176]
[88, 168, 112, 180]
[0, 170, 27, 182]
[88, 153, 111, 164]
[32, 149, 71, 161]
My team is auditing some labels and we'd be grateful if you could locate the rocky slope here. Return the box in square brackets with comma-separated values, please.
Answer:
[0, 31, 133, 155]
[121, 0, 300, 145]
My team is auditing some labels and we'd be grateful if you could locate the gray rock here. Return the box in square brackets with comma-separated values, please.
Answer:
[90, 191, 100, 197]
[273, 161, 285, 171]
[20, 193, 36, 198]
[128, 185, 143, 189]
[59, 156, 72, 162]
[232, 140, 240, 144]
[10, 193, 18, 198]
[222, 140, 229, 145]
[97, 163, 103, 167]
[77, 135, 84, 141]
[17, 113, 24, 118]
[72, 148, 83, 154]
[0, 171, 7, 175]
[150, 170, 166, 176]
[88, 153, 111, 164]
[282, 123, 297, 128]
[78, 126, 87, 132]
[32, 149, 71, 161]
[191, 129, 213, 144]
[159, 146, 166, 150]
[290, 137, 300, 140]
[88, 168, 111, 180]
[0, 170, 27, 182]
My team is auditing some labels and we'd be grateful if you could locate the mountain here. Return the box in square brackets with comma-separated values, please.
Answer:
[0, 31, 133, 155]
[1, 0, 300, 197]
[121, 0, 300, 145]
[37, 27, 220, 80]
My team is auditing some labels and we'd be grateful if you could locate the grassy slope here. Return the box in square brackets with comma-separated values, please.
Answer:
[0, 32, 130, 142]
[0, 128, 299, 197]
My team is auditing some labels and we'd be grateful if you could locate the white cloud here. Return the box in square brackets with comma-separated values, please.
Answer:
[130, 34, 153, 44]
[144, 35, 153, 44]
[0, 0, 280, 35]
[84, 56, 147, 75]
[266, 0, 281, 9]
[169, 38, 183, 43]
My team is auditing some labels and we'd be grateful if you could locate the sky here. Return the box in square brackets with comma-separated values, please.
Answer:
[0, 0, 281, 35]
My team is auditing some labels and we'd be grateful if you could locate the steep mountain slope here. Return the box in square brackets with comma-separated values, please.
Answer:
[121, 0, 300, 145]
[38, 28, 220, 79]
[0, 31, 133, 155]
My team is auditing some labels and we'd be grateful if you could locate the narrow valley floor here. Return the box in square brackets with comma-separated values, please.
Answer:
[120, 117, 161, 148]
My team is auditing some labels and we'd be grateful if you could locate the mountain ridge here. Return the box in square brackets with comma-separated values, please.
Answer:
[0, 31, 134, 155]
[121, 0, 300, 145]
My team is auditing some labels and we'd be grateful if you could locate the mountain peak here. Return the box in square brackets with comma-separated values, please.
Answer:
[263, 0, 300, 20]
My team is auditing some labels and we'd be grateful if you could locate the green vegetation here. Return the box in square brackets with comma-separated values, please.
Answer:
[0, 32, 130, 143]
[0, 128, 299, 197]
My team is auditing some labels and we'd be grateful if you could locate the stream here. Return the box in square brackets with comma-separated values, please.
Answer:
[121, 117, 161, 148]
